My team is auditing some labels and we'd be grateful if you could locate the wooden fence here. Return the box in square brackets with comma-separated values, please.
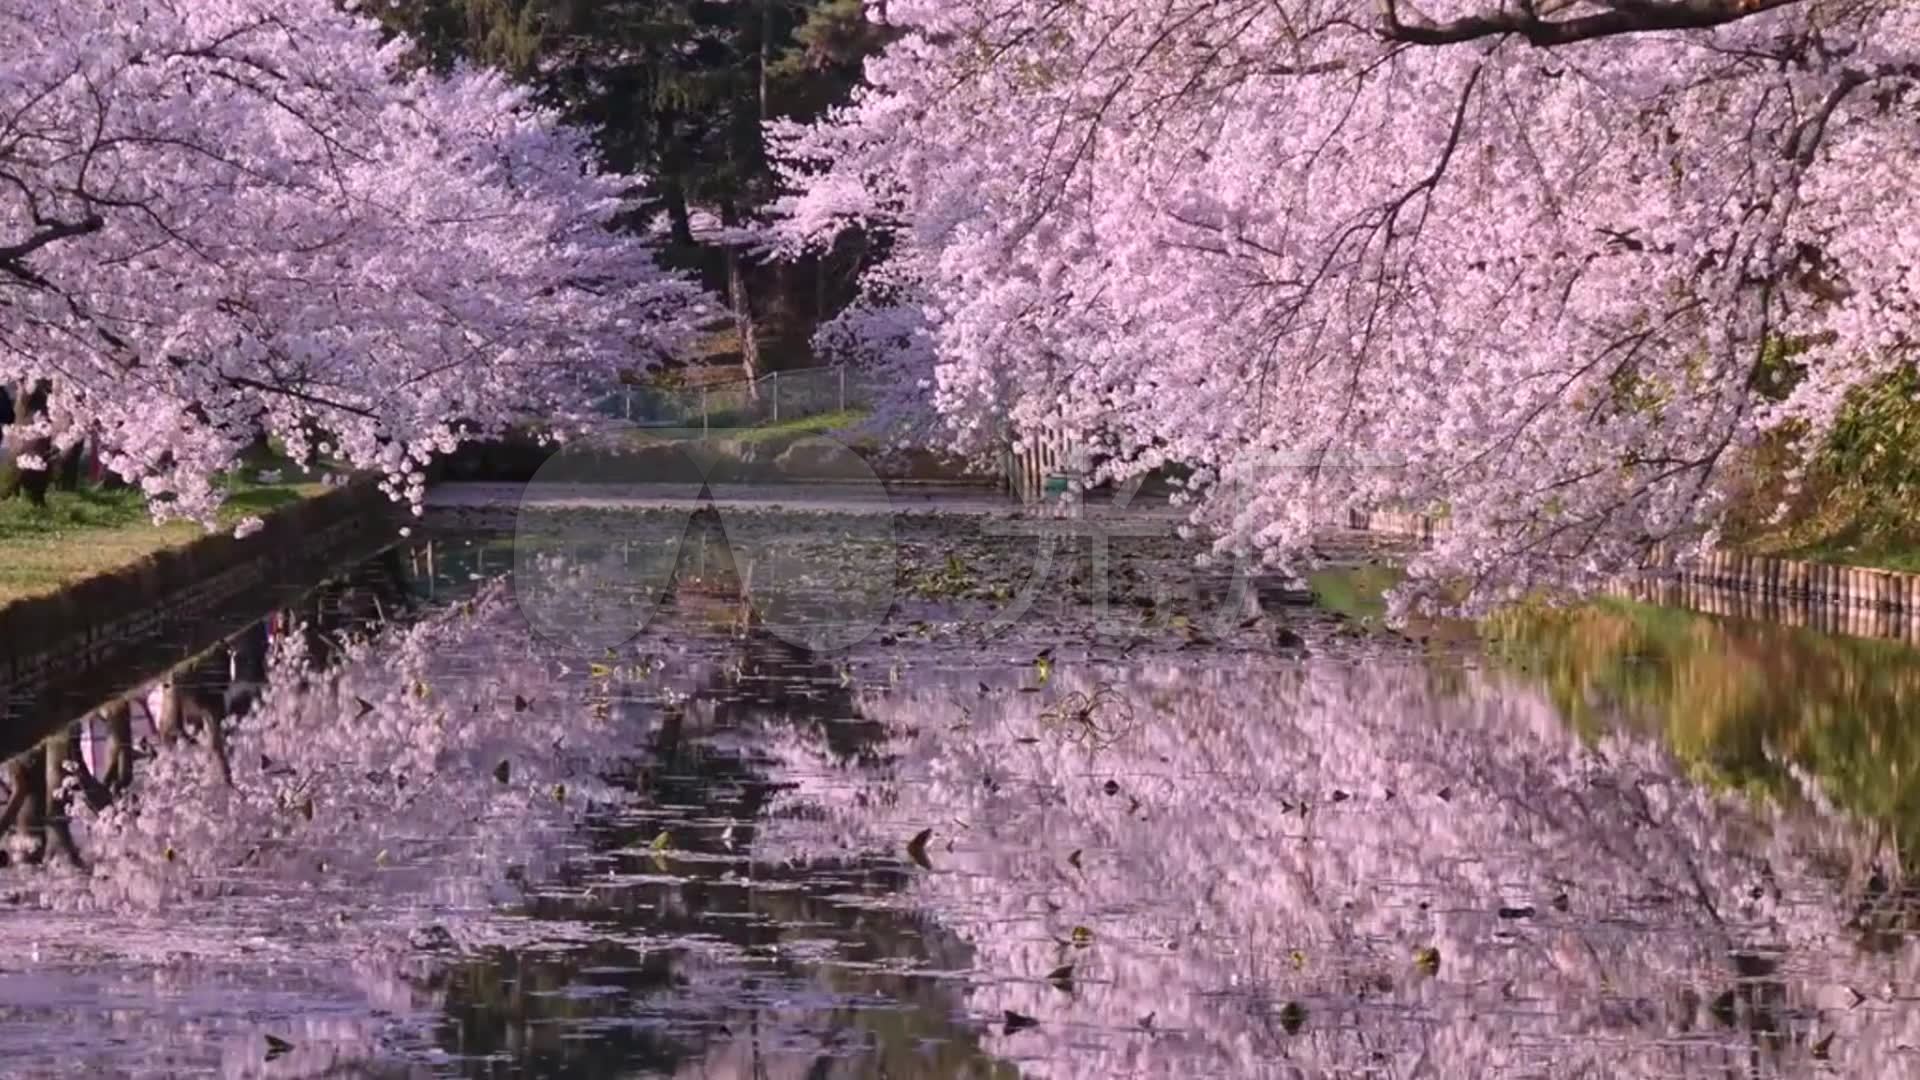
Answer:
[1348, 508, 1920, 641]
[1007, 428, 1076, 504]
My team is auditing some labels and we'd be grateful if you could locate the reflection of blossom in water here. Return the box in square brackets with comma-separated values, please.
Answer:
[0, 587, 655, 1075]
[754, 660, 1920, 1077]
[0, 948, 445, 1078]
[21, 587, 622, 924]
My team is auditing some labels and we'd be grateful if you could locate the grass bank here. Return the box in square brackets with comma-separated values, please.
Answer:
[620, 407, 872, 447]
[0, 474, 324, 608]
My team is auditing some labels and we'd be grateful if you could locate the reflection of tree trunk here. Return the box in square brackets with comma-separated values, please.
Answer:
[154, 681, 185, 746]
[205, 709, 233, 788]
[100, 700, 137, 793]
[1, 751, 46, 864]
[54, 721, 113, 813]
[40, 729, 88, 868]
[154, 679, 234, 786]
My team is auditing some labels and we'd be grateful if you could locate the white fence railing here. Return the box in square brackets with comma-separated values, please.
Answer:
[596, 367, 876, 430]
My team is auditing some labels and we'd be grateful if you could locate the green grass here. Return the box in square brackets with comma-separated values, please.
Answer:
[0, 471, 324, 607]
[1307, 564, 1403, 626]
[1756, 534, 1920, 574]
[616, 407, 872, 448]
[723, 408, 871, 445]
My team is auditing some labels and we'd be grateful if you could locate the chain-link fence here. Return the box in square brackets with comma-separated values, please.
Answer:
[594, 367, 877, 431]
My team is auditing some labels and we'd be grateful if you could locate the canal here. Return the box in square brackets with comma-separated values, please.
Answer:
[0, 503, 1914, 1077]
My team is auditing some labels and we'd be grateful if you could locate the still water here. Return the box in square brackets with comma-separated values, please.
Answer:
[2, 511, 1917, 1078]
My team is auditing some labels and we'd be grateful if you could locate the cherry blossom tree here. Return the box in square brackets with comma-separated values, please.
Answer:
[0, 0, 706, 521]
[774, 0, 1920, 610]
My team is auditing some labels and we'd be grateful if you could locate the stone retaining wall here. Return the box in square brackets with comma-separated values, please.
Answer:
[1, 481, 398, 750]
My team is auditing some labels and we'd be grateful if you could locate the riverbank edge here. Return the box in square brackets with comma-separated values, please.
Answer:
[0, 479, 399, 691]
[1351, 510, 1920, 613]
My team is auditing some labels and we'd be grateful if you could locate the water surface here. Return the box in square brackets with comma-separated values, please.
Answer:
[1, 516, 1915, 1078]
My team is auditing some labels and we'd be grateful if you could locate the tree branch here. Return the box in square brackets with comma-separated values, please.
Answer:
[1377, 0, 1806, 47]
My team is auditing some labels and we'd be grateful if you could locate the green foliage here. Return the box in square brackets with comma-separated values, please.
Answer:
[1820, 365, 1920, 523]
[1487, 598, 1920, 869]
[377, 0, 889, 227]
[1307, 565, 1402, 626]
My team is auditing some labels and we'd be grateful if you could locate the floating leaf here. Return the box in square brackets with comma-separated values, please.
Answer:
[263, 1034, 294, 1061]
[1047, 964, 1075, 992]
[1279, 1001, 1307, 1035]
[1289, 949, 1307, 971]
[492, 760, 511, 784]
[1551, 891, 1570, 913]
[1414, 946, 1441, 976]
[589, 662, 612, 678]
[352, 697, 374, 719]
[650, 830, 673, 852]
[1002, 1009, 1039, 1034]
[513, 694, 530, 712]
[1139, 1012, 1155, 1030]
[1812, 1032, 1834, 1060]
[907, 828, 934, 870]
[551, 783, 567, 802]
[1033, 654, 1053, 686]
[297, 797, 313, 822]
[1071, 925, 1094, 948]
[163, 845, 176, 863]
[1014, 736, 1040, 745]
[412, 680, 430, 700]
[1103, 780, 1120, 796]
[1067, 849, 1083, 871]
[1497, 905, 1536, 920]
[375, 849, 389, 866]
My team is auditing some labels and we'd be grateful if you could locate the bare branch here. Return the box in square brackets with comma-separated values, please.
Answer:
[1377, 0, 1806, 47]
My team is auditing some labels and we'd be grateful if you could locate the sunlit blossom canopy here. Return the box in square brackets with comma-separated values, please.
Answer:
[774, 0, 1920, 610]
[0, 0, 705, 521]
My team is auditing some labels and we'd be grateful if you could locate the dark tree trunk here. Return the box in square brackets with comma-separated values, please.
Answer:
[661, 174, 694, 247]
[720, 202, 762, 395]
[7, 436, 50, 506]
[0, 380, 51, 505]
[727, 249, 763, 392]
[53, 439, 85, 492]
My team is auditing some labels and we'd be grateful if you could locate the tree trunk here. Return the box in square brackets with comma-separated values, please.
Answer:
[727, 248, 763, 394]
[53, 439, 85, 492]
[661, 172, 694, 247]
[9, 435, 51, 506]
[0, 380, 51, 505]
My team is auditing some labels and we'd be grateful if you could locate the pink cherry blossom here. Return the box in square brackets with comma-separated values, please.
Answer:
[774, 0, 1920, 611]
[1, 0, 707, 522]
